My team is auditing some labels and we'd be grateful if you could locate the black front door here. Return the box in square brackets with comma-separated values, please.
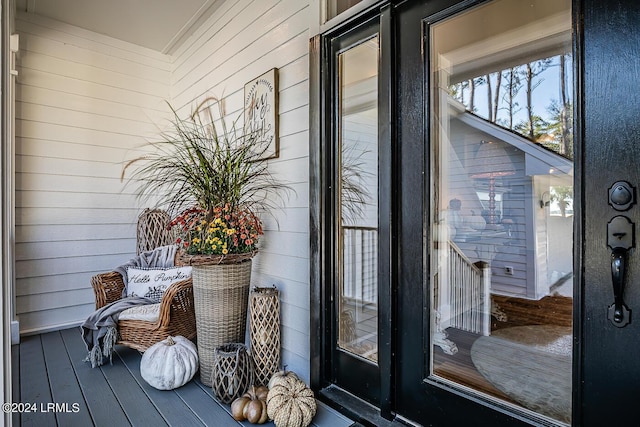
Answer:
[315, 0, 640, 425]
[395, 0, 576, 425]
[394, 0, 640, 425]
[321, 13, 389, 408]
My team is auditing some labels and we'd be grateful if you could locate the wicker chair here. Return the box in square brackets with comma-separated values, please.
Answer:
[91, 271, 196, 352]
[90, 209, 195, 352]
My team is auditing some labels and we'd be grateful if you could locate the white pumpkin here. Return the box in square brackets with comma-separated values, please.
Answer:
[140, 335, 198, 390]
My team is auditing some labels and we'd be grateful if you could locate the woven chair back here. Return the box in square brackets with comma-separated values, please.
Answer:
[136, 208, 174, 255]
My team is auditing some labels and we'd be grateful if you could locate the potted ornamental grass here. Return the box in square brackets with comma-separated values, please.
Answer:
[122, 97, 289, 385]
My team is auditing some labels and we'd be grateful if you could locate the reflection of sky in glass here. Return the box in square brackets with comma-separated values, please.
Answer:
[451, 54, 573, 128]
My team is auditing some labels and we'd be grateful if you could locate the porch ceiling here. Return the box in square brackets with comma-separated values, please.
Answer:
[15, 0, 222, 54]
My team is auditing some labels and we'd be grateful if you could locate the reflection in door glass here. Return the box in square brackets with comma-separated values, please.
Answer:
[326, 0, 366, 22]
[337, 36, 379, 363]
[429, 0, 573, 424]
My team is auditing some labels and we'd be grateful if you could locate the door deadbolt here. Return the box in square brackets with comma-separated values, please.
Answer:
[609, 181, 635, 211]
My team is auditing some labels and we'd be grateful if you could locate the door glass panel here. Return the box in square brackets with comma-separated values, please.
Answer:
[337, 36, 379, 363]
[429, 0, 573, 424]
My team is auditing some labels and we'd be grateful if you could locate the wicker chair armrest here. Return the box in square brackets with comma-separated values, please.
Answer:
[91, 271, 125, 309]
[157, 278, 195, 327]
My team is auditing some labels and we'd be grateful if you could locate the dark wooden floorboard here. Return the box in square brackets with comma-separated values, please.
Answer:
[102, 347, 169, 427]
[171, 380, 240, 427]
[40, 331, 93, 427]
[60, 327, 131, 426]
[12, 343, 20, 427]
[16, 327, 355, 427]
[11, 345, 20, 426]
[114, 344, 232, 427]
[116, 346, 208, 426]
[19, 335, 56, 426]
[190, 379, 276, 427]
[312, 401, 354, 427]
[191, 381, 265, 427]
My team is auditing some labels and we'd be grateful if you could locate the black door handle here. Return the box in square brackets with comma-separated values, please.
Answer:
[610, 247, 631, 326]
[607, 215, 634, 327]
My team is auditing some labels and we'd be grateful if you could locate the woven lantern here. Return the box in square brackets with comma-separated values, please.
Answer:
[136, 208, 174, 255]
[250, 287, 281, 387]
[211, 343, 253, 404]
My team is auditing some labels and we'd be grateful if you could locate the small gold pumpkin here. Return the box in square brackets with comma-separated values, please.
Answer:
[230, 385, 270, 424]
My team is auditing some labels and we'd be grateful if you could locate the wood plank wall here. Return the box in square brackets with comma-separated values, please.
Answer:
[14, 0, 314, 382]
[170, 0, 312, 381]
[14, 12, 171, 333]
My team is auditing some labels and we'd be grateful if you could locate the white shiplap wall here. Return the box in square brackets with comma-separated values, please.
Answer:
[14, 0, 313, 381]
[16, 0, 309, 380]
[170, 0, 312, 381]
[14, 12, 172, 333]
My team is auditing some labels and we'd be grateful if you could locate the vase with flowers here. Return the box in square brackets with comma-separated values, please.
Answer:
[171, 205, 262, 264]
[122, 97, 289, 386]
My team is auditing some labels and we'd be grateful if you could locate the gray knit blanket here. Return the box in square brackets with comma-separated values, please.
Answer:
[81, 297, 153, 367]
[81, 245, 178, 367]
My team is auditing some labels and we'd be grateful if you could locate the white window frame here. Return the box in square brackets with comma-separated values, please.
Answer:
[309, 0, 383, 36]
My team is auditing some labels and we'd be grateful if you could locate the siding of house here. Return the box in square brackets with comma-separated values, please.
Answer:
[447, 126, 530, 297]
[170, 0, 312, 381]
[14, 12, 171, 333]
[14, 0, 313, 381]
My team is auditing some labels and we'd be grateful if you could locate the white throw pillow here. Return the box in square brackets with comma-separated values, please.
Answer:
[125, 266, 192, 303]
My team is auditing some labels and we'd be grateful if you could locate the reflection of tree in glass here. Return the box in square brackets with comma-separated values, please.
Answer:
[551, 186, 572, 204]
[546, 100, 573, 159]
[515, 114, 549, 142]
[500, 67, 523, 130]
[522, 59, 553, 139]
[341, 141, 373, 224]
[448, 54, 573, 160]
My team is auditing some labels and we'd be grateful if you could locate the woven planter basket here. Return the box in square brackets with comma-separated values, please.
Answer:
[211, 343, 253, 404]
[192, 260, 252, 386]
[249, 287, 281, 386]
[177, 250, 257, 266]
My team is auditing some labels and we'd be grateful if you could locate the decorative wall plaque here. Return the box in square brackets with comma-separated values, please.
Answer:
[244, 68, 279, 159]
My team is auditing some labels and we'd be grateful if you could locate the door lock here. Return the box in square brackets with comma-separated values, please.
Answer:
[609, 181, 635, 211]
[606, 180, 637, 327]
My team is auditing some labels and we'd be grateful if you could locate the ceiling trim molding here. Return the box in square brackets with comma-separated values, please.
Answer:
[162, 0, 220, 55]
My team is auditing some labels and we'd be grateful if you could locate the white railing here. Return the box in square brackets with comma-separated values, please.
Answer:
[341, 227, 490, 358]
[446, 241, 490, 336]
[342, 226, 377, 305]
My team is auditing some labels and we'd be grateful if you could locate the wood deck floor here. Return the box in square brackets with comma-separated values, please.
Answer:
[433, 293, 573, 406]
[11, 327, 354, 427]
